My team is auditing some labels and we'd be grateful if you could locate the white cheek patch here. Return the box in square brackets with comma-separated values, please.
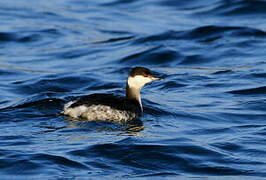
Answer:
[128, 75, 152, 88]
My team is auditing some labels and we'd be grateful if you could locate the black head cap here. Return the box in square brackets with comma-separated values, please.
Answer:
[129, 67, 153, 77]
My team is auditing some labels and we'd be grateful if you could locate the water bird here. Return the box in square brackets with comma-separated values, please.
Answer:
[62, 67, 161, 122]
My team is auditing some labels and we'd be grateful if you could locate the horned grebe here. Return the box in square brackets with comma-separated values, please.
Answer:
[62, 67, 161, 123]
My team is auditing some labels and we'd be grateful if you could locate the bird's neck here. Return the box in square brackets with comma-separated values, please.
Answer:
[126, 83, 142, 112]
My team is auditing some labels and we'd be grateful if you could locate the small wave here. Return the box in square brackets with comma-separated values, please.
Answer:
[0, 32, 41, 43]
[93, 36, 135, 44]
[0, 32, 16, 42]
[31, 153, 88, 169]
[0, 151, 88, 176]
[156, 80, 187, 91]
[158, 0, 217, 11]
[133, 30, 182, 44]
[0, 29, 61, 44]
[179, 54, 211, 65]
[9, 98, 65, 110]
[12, 75, 93, 95]
[119, 45, 180, 65]
[212, 69, 233, 75]
[0, 68, 24, 76]
[68, 138, 250, 176]
[251, 72, 266, 78]
[134, 26, 266, 46]
[197, 0, 266, 16]
[236, 100, 266, 112]
[0, 97, 65, 121]
[185, 26, 266, 41]
[101, 0, 138, 6]
[228, 86, 266, 95]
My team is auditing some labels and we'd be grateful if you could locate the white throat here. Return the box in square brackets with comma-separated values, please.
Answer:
[126, 75, 152, 112]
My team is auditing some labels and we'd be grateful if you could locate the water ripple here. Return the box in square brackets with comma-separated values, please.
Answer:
[0, 0, 266, 179]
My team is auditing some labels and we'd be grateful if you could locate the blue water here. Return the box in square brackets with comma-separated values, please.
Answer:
[0, 0, 266, 179]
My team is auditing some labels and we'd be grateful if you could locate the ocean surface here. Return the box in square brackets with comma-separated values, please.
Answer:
[0, 0, 266, 179]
